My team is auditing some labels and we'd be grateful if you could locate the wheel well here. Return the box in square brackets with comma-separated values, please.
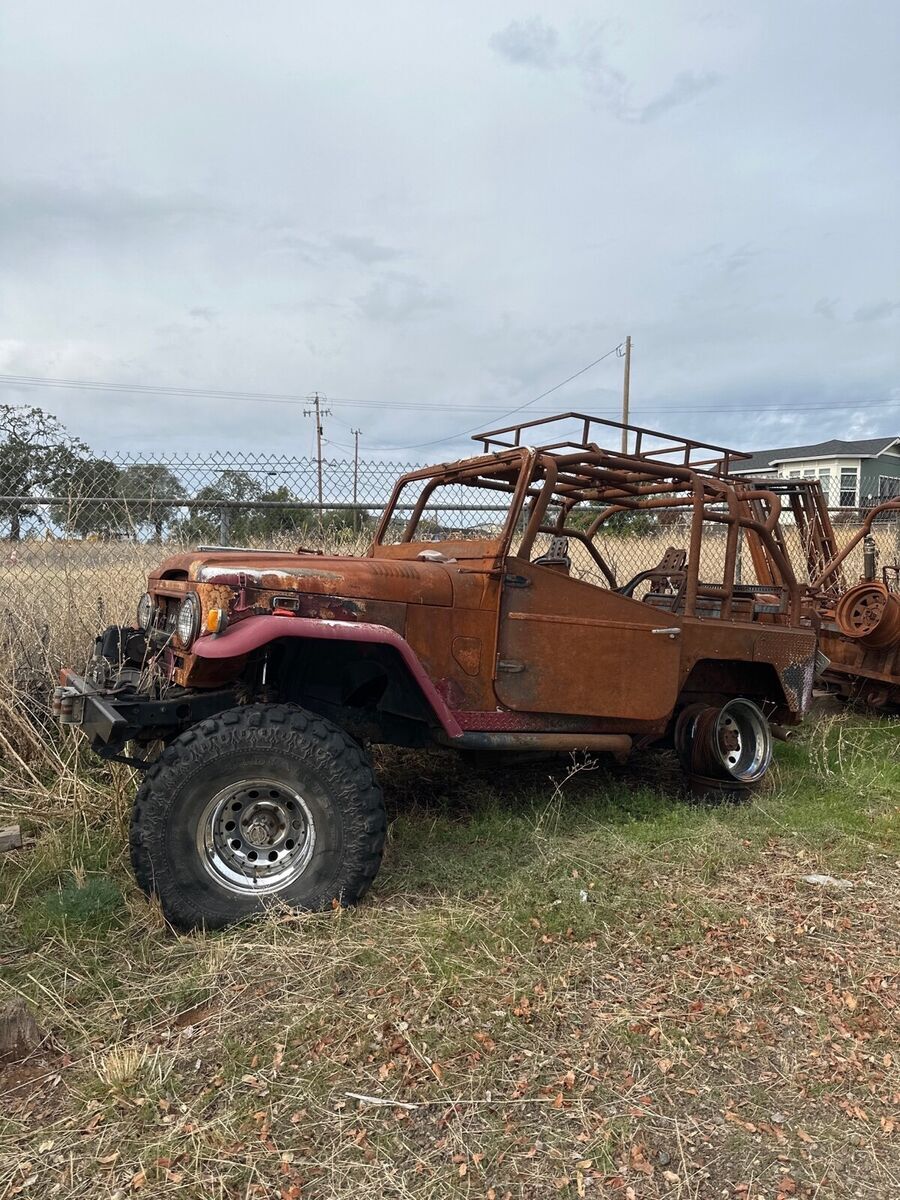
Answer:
[679, 658, 788, 714]
[261, 637, 439, 743]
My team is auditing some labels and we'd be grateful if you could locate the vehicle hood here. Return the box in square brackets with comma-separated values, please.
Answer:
[150, 550, 454, 606]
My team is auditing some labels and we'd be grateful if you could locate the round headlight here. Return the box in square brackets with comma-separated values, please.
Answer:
[176, 593, 201, 648]
[137, 592, 155, 631]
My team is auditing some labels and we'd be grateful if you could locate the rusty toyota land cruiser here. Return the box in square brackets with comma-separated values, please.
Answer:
[55, 413, 818, 930]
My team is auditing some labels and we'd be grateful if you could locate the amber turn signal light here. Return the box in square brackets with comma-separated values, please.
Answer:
[205, 608, 227, 635]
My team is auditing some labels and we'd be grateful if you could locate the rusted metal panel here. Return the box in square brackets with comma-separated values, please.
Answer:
[494, 558, 682, 720]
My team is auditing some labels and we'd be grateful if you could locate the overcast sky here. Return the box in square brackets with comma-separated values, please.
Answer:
[1, 1, 898, 462]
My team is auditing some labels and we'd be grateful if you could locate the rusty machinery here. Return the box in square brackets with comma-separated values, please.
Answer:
[735, 475, 900, 709]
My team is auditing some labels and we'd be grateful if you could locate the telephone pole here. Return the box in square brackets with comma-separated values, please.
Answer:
[620, 335, 632, 454]
[352, 429, 362, 532]
[303, 392, 331, 506]
[351, 429, 362, 505]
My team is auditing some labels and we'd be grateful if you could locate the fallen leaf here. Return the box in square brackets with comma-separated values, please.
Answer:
[629, 1143, 654, 1176]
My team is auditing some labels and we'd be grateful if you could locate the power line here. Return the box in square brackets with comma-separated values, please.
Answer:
[361, 343, 627, 451]
[1, 369, 898, 427]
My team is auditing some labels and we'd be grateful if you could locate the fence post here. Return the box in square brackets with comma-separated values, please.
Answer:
[219, 506, 230, 544]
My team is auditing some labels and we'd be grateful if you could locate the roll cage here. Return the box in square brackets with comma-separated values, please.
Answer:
[373, 412, 802, 623]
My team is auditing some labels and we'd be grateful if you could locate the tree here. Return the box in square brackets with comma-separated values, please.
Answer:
[0, 405, 89, 540]
[176, 469, 264, 544]
[245, 486, 317, 541]
[57, 457, 124, 538]
[118, 463, 186, 541]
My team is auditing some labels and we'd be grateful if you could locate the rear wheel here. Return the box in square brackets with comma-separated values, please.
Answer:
[675, 698, 773, 801]
[129, 704, 386, 931]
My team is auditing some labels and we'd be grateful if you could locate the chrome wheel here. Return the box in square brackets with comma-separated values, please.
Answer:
[197, 779, 316, 895]
[680, 698, 772, 784]
[707, 698, 772, 782]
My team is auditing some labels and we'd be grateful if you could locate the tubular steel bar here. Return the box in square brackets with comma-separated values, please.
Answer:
[473, 411, 748, 475]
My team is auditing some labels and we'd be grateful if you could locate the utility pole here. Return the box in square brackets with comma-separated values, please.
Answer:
[303, 392, 331, 507]
[620, 335, 632, 454]
[351, 428, 362, 532]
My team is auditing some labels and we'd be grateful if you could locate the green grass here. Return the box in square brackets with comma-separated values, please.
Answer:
[1, 710, 898, 1198]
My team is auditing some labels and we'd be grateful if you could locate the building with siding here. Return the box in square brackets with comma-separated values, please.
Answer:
[730, 436, 900, 509]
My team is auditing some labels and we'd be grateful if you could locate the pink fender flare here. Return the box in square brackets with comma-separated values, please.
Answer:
[192, 615, 463, 739]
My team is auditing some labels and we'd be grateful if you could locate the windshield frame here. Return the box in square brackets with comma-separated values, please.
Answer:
[371, 448, 536, 561]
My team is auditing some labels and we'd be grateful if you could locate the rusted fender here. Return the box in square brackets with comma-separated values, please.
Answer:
[192, 615, 463, 739]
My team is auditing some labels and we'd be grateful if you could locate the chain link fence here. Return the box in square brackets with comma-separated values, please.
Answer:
[2, 450, 899, 672]
[0, 453, 420, 670]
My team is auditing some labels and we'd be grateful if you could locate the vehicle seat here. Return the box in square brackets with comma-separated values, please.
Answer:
[618, 547, 687, 599]
[533, 535, 571, 574]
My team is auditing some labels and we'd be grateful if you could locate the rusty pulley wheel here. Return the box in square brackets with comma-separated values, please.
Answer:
[677, 698, 772, 785]
[835, 581, 900, 648]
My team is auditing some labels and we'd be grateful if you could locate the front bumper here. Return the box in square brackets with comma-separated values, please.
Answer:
[53, 669, 130, 744]
[53, 667, 236, 759]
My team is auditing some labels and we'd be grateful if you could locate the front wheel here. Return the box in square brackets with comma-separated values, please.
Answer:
[129, 704, 386, 931]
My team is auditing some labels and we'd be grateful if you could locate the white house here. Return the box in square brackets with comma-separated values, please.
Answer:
[730, 436, 900, 509]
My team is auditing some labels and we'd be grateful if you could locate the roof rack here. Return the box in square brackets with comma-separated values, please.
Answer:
[473, 411, 748, 477]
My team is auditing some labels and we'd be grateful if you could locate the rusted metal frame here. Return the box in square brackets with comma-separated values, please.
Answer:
[373, 449, 531, 547]
[550, 463, 686, 494]
[516, 455, 560, 562]
[631, 444, 728, 474]
[675, 476, 760, 618]
[534, 524, 618, 587]
[548, 466, 699, 508]
[684, 480, 706, 618]
[739, 494, 779, 590]
[399, 475, 442, 541]
[475, 411, 747, 470]
[719, 486, 742, 620]
[437, 730, 633, 754]
[796, 483, 835, 586]
[699, 486, 793, 565]
[811, 499, 900, 588]
[583, 484, 696, 535]
[704, 505, 802, 621]
[552, 447, 700, 484]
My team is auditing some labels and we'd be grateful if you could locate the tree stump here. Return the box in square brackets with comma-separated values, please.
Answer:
[0, 1000, 45, 1063]
[0, 825, 23, 853]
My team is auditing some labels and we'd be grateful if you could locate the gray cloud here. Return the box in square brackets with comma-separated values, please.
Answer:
[328, 234, 404, 265]
[814, 297, 838, 320]
[853, 300, 900, 322]
[489, 19, 718, 124]
[637, 70, 720, 123]
[354, 272, 449, 323]
[489, 17, 561, 69]
[0, 180, 219, 244]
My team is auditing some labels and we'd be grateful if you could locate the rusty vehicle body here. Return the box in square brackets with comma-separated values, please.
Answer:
[736, 475, 900, 708]
[55, 413, 818, 929]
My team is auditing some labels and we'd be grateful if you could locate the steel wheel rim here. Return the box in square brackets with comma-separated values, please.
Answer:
[197, 778, 316, 895]
[712, 700, 772, 783]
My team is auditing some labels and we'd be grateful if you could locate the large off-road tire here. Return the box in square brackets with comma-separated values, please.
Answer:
[129, 704, 386, 932]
